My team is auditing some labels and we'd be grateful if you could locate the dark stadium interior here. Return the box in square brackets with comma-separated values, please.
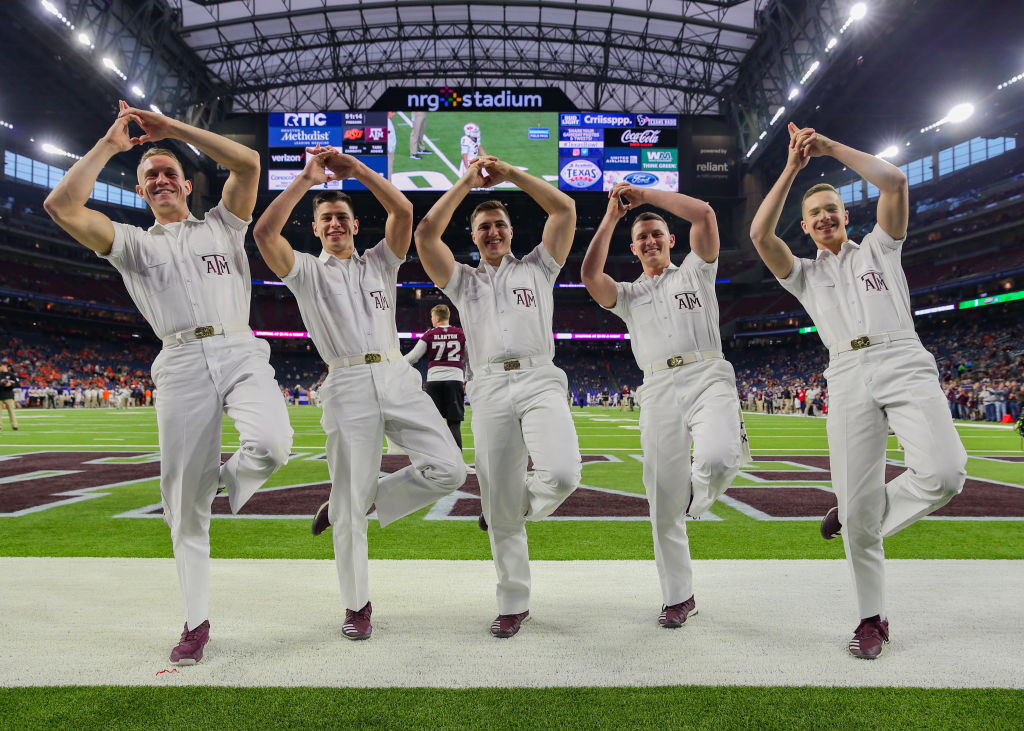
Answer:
[0, 0, 1021, 417]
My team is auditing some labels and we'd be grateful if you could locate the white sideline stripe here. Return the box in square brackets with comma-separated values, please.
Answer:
[2, 558, 1021, 689]
[395, 111, 461, 176]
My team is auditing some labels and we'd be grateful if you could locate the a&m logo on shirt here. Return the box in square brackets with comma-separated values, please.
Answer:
[201, 254, 231, 276]
[859, 270, 889, 292]
[674, 291, 703, 310]
[512, 287, 536, 308]
[369, 290, 390, 310]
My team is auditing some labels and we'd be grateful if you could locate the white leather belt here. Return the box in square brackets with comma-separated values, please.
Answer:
[327, 349, 402, 371]
[161, 324, 251, 348]
[644, 350, 723, 377]
[477, 356, 553, 376]
[829, 330, 919, 358]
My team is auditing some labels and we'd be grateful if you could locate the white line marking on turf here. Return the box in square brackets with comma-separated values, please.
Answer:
[396, 111, 461, 176]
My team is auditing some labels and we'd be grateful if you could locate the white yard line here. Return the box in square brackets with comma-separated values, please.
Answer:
[1, 558, 1020, 689]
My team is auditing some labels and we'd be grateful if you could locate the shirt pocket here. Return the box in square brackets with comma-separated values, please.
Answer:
[807, 270, 838, 309]
[508, 270, 539, 312]
[139, 247, 175, 295]
[361, 277, 392, 315]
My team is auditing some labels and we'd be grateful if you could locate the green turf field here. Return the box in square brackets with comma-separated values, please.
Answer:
[390, 110, 558, 190]
[2, 406, 1022, 727]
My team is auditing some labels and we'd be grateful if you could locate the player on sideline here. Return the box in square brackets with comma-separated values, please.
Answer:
[404, 304, 468, 449]
[43, 101, 293, 665]
[253, 146, 466, 641]
[414, 155, 582, 638]
[458, 123, 485, 176]
[582, 183, 748, 629]
[749, 123, 967, 659]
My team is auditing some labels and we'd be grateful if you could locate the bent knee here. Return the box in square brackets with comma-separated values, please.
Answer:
[543, 464, 581, 497]
[431, 461, 467, 491]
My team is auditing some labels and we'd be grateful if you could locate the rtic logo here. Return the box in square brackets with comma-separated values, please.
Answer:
[283, 113, 328, 127]
[369, 290, 390, 310]
[201, 254, 231, 276]
[512, 287, 537, 307]
[620, 129, 662, 146]
[859, 270, 889, 292]
[674, 291, 703, 310]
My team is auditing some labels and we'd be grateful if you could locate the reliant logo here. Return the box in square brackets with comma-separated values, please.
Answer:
[406, 86, 542, 112]
[283, 113, 328, 127]
[696, 162, 730, 172]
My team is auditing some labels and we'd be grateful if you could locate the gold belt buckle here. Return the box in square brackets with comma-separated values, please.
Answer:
[666, 355, 685, 368]
[194, 325, 215, 339]
[850, 336, 871, 350]
[364, 353, 382, 364]
[503, 359, 521, 371]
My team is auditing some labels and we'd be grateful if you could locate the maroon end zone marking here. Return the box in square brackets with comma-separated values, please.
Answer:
[985, 456, 1024, 462]
[726, 456, 1024, 518]
[0, 452, 161, 514]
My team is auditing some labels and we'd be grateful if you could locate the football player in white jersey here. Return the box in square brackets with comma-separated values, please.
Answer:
[458, 123, 486, 176]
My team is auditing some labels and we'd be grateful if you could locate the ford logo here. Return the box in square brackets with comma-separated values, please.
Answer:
[624, 172, 658, 186]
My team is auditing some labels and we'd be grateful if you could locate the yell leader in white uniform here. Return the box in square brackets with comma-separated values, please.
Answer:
[254, 146, 465, 640]
[44, 101, 293, 665]
[582, 183, 747, 629]
[414, 156, 582, 638]
[749, 123, 967, 659]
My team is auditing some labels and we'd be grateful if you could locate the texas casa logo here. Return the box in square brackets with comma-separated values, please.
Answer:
[406, 86, 543, 112]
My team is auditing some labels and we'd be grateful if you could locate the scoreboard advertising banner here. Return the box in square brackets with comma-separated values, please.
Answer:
[267, 112, 388, 191]
[264, 95, 711, 194]
[557, 113, 679, 192]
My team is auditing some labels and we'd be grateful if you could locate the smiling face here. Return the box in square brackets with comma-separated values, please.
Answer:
[471, 207, 513, 266]
[629, 217, 675, 275]
[313, 199, 358, 258]
[800, 189, 850, 252]
[136, 154, 191, 222]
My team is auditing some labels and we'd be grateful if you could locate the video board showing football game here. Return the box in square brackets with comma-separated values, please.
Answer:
[557, 113, 679, 192]
[266, 111, 388, 191]
[389, 110, 559, 191]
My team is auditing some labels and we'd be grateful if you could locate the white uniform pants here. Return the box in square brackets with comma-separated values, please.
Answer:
[151, 334, 293, 630]
[468, 365, 582, 614]
[319, 360, 466, 611]
[637, 358, 744, 605]
[824, 340, 966, 620]
[409, 112, 427, 155]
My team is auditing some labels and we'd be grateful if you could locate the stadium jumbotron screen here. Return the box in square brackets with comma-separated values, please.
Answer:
[558, 113, 679, 192]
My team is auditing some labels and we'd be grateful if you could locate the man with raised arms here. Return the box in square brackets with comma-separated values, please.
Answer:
[43, 101, 293, 665]
[253, 146, 465, 641]
[749, 123, 966, 658]
[414, 155, 582, 638]
[582, 183, 747, 629]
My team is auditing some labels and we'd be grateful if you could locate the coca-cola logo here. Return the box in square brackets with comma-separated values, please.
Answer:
[619, 129, 662, 146]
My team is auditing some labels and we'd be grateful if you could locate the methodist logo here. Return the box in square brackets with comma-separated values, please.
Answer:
[405, 86, 543, 112]
[560, 159, 602, 189]
[624, 172, 658, 186]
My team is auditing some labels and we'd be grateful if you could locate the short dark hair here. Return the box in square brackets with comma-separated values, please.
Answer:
[137, 147, 183, 177]
[801, 183, 841, 212]
[312, 190, 355, 219]
[470, 200, 510, 229]
[631, 211, 669, 236]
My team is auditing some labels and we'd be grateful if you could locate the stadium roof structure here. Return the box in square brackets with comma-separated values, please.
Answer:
[1, 0, 1021, 173]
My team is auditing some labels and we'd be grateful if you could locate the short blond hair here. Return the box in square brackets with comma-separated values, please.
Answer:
[801, 183, 841, 213]
[431, 305, 450, 321]
[138, 147, 183, 174]
[470, 200, 510, 229]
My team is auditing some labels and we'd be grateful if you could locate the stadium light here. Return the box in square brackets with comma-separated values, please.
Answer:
[758, 130, 767, 140]
[0, 120, 13, 130]
[825, 37, 839, 52]
[997, 72, 1024, 90]
[149, 104, 162, 114]
[770, 106, 786, 125]
[102, 57, 128, 81]
[41, 1, 75, 30]
[77, 32, 93, 48]
[840, 3, 867, 33]
[788, 88, 800, 101]
[130, 85, 145, 99]
[920, 102, 975, 133]
[40, 142, 82, 160]
[799, 61, 820, 84]
[745, 141, 759, 158]
[875, 145, 898, 159]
